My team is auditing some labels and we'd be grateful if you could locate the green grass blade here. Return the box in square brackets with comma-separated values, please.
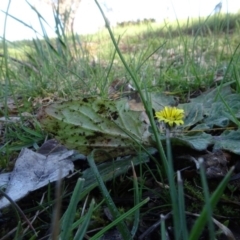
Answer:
[21, 125, 44, 139]
[131, 162, 140, 237]
[161, 215, 167, 240]
[60, 178, 85, 240]
[189, 166, 234, 240]
[1, 10, 40, 35]
[166, 128, 179, 239]
[14, 221, 23, 240]
[136, 41, 167, 71]
[88, 150, 132, 240]
[25, 0, 52, 28]
[70, 199, 104, 231]
[73, 199, 95, 240]
[91, 197, 150, 240]
[177, 171, 188, 239]
[199, 159, 215, 239]
[217, 90, 240, 127]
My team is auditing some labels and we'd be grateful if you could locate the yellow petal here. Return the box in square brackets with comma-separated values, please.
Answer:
[155, 106, 185, 128]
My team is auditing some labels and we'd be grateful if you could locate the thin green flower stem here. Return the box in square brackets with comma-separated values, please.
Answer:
[94, 0, 168, 171]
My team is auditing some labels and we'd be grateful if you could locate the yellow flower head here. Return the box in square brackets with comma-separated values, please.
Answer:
[155, 106, 184, 127]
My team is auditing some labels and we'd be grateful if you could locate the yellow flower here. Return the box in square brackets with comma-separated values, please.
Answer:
[155, 106, 184, 127]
